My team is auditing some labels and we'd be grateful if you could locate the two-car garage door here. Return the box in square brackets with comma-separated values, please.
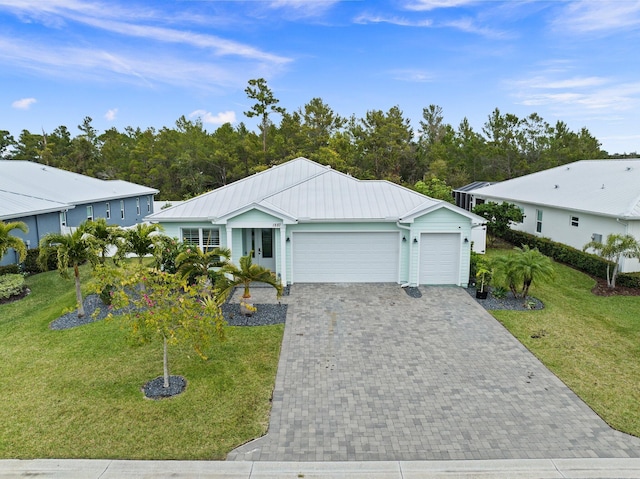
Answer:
[292, 232, 399, 283]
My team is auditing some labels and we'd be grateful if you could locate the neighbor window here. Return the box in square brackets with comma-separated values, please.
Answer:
[181, 227, 220, 253]
[120, 200, 125, 220]
[136, 197, 140, 215]
[106, 202, 111, 219]
[86, 205, 93, 221]
[571, 215, 579, 227]
[592, 233, 603, 243]
[536, 209, 543, 233]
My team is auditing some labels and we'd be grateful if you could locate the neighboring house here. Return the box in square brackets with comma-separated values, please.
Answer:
[0, 160, 159, 265]
[472, 159, 640, 273]
[146, 157, 485, 286]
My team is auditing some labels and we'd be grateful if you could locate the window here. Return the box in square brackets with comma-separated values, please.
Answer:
[147, 196, 151, 213]
[120, 200, 125, 220]
[592, 233, 603, 243]
[136, 197, 140, 215]
[106, 202, 111, 219]
[571, 215, 579, 227]
[181, 228, 220, 252]
[202, 228, 220, 252]
[536, 209, 543, 233]
[86, 205, 93, 221]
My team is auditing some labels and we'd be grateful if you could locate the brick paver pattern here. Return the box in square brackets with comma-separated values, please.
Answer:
[228, 284, 640, 461]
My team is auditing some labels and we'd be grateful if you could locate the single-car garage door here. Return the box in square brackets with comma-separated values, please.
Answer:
[419, 233, 460, 285]
[292, 232, 399, 283]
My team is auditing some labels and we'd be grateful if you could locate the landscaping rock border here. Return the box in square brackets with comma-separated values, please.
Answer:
[465, 288, 544, 311]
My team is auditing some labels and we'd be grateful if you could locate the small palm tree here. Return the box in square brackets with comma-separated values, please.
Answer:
[219, 252, 283, 313]
[493, 245, 554, 300]
[39, 226, 98, 317]
[583, 234, 640, 288]
[175, 246, 231, 285]
[0, 220, 29, 263]
[118, 223, 164, 263]
[81, 218, 124, 264]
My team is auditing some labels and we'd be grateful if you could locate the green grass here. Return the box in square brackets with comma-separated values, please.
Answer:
[0, 266, 283, 459]
[486, 249, 640, 437]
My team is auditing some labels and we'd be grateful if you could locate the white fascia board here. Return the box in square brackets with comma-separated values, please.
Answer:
[216, 202, 297, 224]
[401, 202, 485, 224]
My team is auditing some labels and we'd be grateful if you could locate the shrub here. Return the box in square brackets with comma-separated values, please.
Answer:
[0, 264, 20, 275]
[617, 273, 640, 289]
[0, 274, 26, 300]
[23, 249, 44, 274]
[500, 229, 612, 279]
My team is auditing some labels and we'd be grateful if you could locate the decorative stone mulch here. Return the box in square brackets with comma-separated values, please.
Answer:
[142, 375, 187, 399]
[465, 288, 544, 311]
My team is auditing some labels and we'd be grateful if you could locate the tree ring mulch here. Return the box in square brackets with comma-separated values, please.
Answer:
[591, 277, 640, 297]
[403, 286, 422, 298]
[142, 375, 187, 399]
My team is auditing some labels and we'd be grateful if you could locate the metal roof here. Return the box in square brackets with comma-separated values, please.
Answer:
[147, 157, 482, 224]
[473, 159, 640, 219]
[0, 160, 159, 220]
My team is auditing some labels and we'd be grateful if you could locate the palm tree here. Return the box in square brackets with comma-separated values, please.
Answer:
[39, 226, 98, 318]
[118, 223, 164, 263]
[81, 218, 124, 264]
[493, 245, 554, 300]
[219, 252, 283, 314]
[583, 234, 640, 288]
[175, 246, 231, 285]
[0, 220, 29, 263]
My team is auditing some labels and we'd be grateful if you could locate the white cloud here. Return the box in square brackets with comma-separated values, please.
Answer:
[189, 110, 237, 125]
[105, 108, 118, 121]
[404, 0, 479, 12]
[509, 71, 640, 114]
[11, 97, 36, 109]
[388, 68, 435, 83]
[0, 0, 291, 64]
[268, 0, 341, 17]
[354, 13, 433, 27]
[553, 1, 640, 34]
[0, 35, 272, 90]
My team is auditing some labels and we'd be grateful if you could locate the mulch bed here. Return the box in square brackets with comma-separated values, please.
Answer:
[591, 277, 640, 297]
[0, 287, 31, 306]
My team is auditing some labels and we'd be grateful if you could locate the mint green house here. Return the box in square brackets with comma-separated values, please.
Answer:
[146, 158, 485, 286]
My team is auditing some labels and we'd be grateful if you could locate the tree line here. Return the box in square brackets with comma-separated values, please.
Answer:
[0, 79, 608, 200]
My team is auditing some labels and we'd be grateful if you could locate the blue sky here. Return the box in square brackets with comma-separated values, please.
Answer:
[1, 0, 639, 155]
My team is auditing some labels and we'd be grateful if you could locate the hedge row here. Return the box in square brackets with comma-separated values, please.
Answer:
[500, 229, 640, 288]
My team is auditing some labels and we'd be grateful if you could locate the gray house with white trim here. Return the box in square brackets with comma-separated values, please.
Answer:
[472, 159, 640, 273]
[146, 157, 485, 286]
[0, 160, 158, 265]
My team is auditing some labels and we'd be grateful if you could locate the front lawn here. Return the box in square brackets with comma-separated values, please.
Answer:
[0, 267, 283, 459]
[486, 249, 640, 437]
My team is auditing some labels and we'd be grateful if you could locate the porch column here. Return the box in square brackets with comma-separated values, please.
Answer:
[225, 226, 234, 261]
[280, 225, 287, 285]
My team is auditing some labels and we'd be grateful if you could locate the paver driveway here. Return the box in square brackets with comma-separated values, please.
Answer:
[228, 284, 640, 461]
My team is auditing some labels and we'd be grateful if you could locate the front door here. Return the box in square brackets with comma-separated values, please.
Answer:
[244, 228, 276, 271]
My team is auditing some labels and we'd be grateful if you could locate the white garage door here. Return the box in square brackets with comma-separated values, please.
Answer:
[419, 233, 460, 285]
[292, 232, 399, 283]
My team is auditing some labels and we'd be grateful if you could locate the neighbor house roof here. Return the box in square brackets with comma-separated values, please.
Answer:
[147, 157, 484, 224]
[0, 160, 159, 220]
[473, 159, 640, 219]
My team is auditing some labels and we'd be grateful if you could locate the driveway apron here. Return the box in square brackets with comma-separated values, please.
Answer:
[228, 284, 640, 462]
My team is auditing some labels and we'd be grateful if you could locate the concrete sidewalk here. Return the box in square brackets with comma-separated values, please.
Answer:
[2, 458, 640, 478]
